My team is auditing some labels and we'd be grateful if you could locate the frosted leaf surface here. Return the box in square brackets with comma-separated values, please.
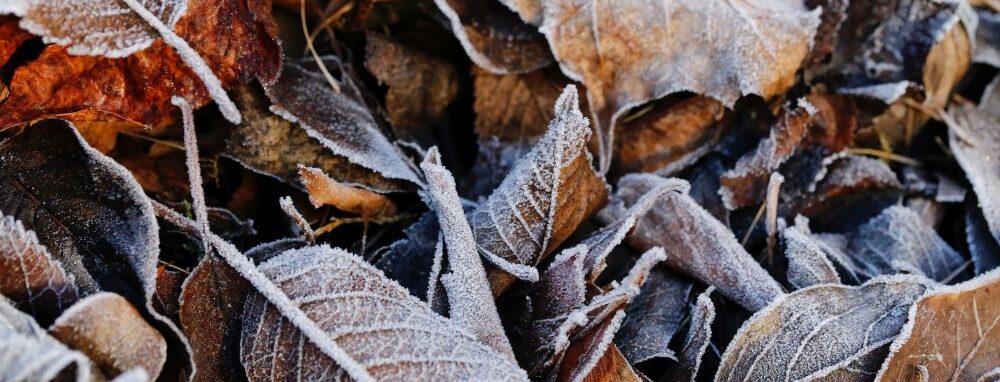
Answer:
[0, 213, 80, 325]
[613, 266, 692, 364]
[783, 217, 842, 289]
[420, 147, 515, 359]
[468, 86, 607, 294]
[599, 174, 783, 311]
[50, 292, 166, 380]
[265, 60, 421, 186]
[432, 0, 552, 74]
[876, 268, 1000, 381]
[531, 245, 588, 324]
[374, 212, 440, 299]
[0, 297, 93, 382]
[178, 258, 250, 382]
[947, 76, 1000, 253]
[715, 275, 932, 382]
[509, 0, 819, 170]
[663, 287, 716, 382]
[240, 245, 529, 381]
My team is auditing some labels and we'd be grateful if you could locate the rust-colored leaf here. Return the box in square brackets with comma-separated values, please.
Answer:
[432, 0, 553, 74]
[179, 258, 250, 382]
[613, 95, 725, 175]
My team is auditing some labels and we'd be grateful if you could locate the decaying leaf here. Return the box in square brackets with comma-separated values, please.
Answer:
[468, 86, 607, 294]
[49, 292, 167, 380]
[0, 213, 80, 325]
[240, 245, 529, 381]
[599, 174, 783, 311]
[432, 0, 553, 74]
[876, 268, 1000, 381]
[663, 287, 716, 382]
[716, 275, 932, 382]
[299, 166, 397, 218]
[0, 15, 32, 70]
[967, 198, 1000, 275]
[555, 312, 637, 382]
[472, 66, 573, 145]
[613, 95, 725, 176]
[783, 216, 842, 289]
[785, 154, 902, 232]
[0, 0, 280, 128]
[178, 258, 250, 382]
[0, 296, 95, 382]
[266, 60, 422, 187]
[613, 266, 692, 364]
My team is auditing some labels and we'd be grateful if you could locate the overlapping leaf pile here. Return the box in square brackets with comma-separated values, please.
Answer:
[0, 0, 998, 381]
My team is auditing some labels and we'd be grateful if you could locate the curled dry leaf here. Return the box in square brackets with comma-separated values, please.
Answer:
[299, 166, 398, 219]
[876, 268, 1000, 381]
[432, 0, 553, 74]
[716, 275, 932, 382]
[178, 258, 250, 382]
[0, 296, 95, 382]
[663, 287, 716, 382]
[0, 0, 280, 128]
[612, 95, 725, 176]
[502, 0, 820, 170]
[468, 86, 607, 294]
[613, 266, 692, 365]
[0, 213, 80, 325]
[0, 15, 32, 70]
[785, 154, 902, 231]
[240, 245, 529, 381]
[599, 174, 783, 311]
[266, 60, 422, 187]
[49, 292, 167, 380]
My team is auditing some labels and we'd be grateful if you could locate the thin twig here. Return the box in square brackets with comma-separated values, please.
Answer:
[741, 198, 767, 247]
[848, 148, 923, 167]
[313, 212, 418, 238]
[302, 0, 342, 93]
[119, 130, 186, 151]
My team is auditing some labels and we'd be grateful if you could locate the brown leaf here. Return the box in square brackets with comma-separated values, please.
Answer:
[473, 66, 576, 145]
[0, 15, 32, 70]
[299, 165, 398, 218]
[365, 34, 459, 143]
[469, 86, 607, 294]
[0, 214, 80, 325]
[613, 95, 725, 175]
[557, 315, 640, 382]
[179, 258, 250, 382]
[50, 292, 167, 380]
[716, 275, 932, 382]
[876, 269, 1000, 381]
[0, 295, 97, 381]
[0, 0, 281, 129]
[153, 267, 184, 318]
[599, 174, 783, 311]
[432, 0, 553, 73]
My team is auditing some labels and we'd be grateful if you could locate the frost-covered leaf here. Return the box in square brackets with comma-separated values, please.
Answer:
[716, 275, 932, 382]
[266, 60, 422, 186]
[613, 96, 724, 176]
[783, 216, 842, 289]
[432, 0, 553, 74]
[599, 174, 783, 311]
[876, 268, 1000, 381]
[473, 66, 573, 146]
[468, 86, 607, 294]
[299, 166, 398, 218]
[663, 288, 716, 382]
[785, 154, 902, 232]
[0, 0, 280, 128]
[0, 213, 79, 325]
[504, 0, 820, 170]
[240, 245, 529, 381]
[178, 258, 250, 382]
[613, 266, 692, 364]
[420, 147, 515, 359]
[555, 313, 639, 382]
[0, 296, 95, 382]
[49, 292, 166, 380]
[373, 212, 440, 299]
[974, 8, 1000, 67]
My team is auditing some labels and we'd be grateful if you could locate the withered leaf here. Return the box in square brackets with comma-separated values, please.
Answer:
[783, 216, 842, 289]
[178, 258, 250, 382]
[299, 166, 398, 219]
[556, 313, 638, 382]
[613, 95, 725, 176]
[663, 288, 716, 382]
[0, 15, 32, 69]
[613, 266, 692, 365]
[599, 174, 783, 311]
[265, 60, 422, 187]
[504, 0, 820, 170]
[468, 86, 607, 294]
[786, 154, 902, 232]
[0, 296, 94, 382]
[49, 292, 167, 380]
[240, 245, 529, 381]
[373, 212, 440, 299]
[0, 213, 80, 325]
[472, 66, 575, 145]
[0, 0, 280, 128]
[432, 0, 553, 74]
[876, 268, 1000, 381]
[716, 275, 932, 382]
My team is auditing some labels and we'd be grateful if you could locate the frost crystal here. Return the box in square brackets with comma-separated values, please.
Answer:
[0, 213, 80, 324]
[0, 297, 92, 382]
[782, 216, 841, 289]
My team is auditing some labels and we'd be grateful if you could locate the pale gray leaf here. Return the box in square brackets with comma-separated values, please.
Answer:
[783, 216, 842, 289]
[0, 297, 94, 382]
[967, 198, 1000, 275]
[975, 8, 1000, 68]
[948, 76, 1000, 252]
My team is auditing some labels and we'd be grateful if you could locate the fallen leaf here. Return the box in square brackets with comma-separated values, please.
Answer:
[0, 296, 95, 381]
[613, 266, 692, 364]
[432, 0, 553, 74]
[974, 8, 1000, 67]
[556, 314, 639, 382]
[612, 95, 725, 176]
[662, 287, 716, 382]
[299, 165, 398, 219]
[373, 212, 440, 299]
[0, 0, 281, 128]
[782, 216, 842, 289]
[876, 268, 1000, 381]
[468, 86, 607, 294]
[178, 258, 250, 382]
[716, 275, 932, 382]
[153, 267, 184, 317]
[0, 15, 32, 70]
[967, 197, 1000, 275]
[784, 154, 902, 232]
[49, 292, 167, 380]
[598, 174, 783, 311]
[0, 213, 80, 325]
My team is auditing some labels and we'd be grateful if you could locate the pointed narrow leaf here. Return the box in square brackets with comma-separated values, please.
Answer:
[663, 288, 716, 382]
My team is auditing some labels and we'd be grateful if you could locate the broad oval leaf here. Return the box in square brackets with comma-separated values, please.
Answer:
[239, 245, 529, 381]
[0, 213, 80, 325]
[715, 275, 932, 382]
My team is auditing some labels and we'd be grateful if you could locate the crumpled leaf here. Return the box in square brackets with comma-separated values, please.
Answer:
[240, 245, 529, 381]
[613, 266, 692, 364]
[501, 0, 820, 170]
[0, 296, 95, 382]
[876, 268, 1000, 381]
[783, 216, 842, 289]
[598, 174, 783, 311]
[49, 292, 167, 380]
[555, 313, 638, 382]
[365, 34, 459, 143]
[0, 0, 280, 128]
[432, 0, 553, 74]
[663, 287, 716, 382]
[0, 213, 80, 325]
[178, 258, 250, 382]
[265, 60, 422, 187]
[716, 275, 932, 382]
[784, 154, 902, 232]
[299, 166, 398, 218]
[468, 86, 607, 294]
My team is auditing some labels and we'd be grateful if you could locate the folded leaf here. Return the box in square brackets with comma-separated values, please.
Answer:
[299, 166, 398, 218]
[0, 213, 79, 325]
[0, 296, 94, 382]
[664, 288, 716, 382]
[432, 0, 553, 73]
